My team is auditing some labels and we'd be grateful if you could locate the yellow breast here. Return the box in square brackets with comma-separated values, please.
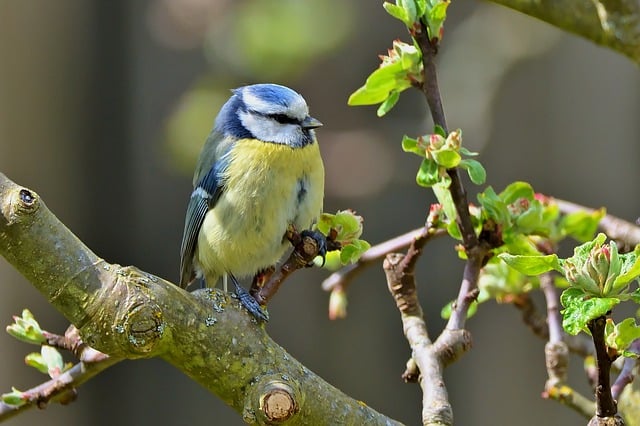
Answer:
[196, 138, 324, 283]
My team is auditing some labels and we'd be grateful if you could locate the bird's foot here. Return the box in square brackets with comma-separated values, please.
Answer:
[300, 229, 328, 267]
[230, 274, 269, 322]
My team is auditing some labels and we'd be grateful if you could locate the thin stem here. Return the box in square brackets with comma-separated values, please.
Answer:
[445, 256, 482, 330]
[611, 339, 640, 401]
[416, 25, 477, 250]
[0, 356, 120, 421]
[540, 273, 563, 344]
[321, 227, 446, 293]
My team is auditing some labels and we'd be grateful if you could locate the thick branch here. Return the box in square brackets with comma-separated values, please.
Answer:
[487, 0, 640, 64]
[0, 173, 401, 425]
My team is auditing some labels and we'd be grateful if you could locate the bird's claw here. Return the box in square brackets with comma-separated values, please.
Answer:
[301, 229, 327, 267]
[230, 274, 269, 322]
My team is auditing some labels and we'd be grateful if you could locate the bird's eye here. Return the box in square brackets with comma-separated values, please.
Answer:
[271, 114, 299, 125]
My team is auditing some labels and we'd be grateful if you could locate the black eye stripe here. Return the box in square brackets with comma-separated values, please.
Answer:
[271, 113, 300, 125]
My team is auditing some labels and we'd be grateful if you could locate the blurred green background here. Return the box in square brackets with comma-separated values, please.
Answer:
[0, 1, 638, 425]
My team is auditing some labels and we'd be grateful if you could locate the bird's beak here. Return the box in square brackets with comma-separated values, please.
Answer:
[302, 116, 323, 129]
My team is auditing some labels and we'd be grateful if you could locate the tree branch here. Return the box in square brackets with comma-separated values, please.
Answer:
[384, 251, 453, 426]
[0, 172, 401, 425]
[487, 0, 640, 64]
[0, 356, 120, 421]
[321, 227, 446, 294]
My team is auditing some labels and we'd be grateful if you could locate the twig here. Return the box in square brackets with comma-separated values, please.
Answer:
[414, 17, 491, 334]
[537, 272, 597, 419]
[416, 25, 478, 251]
[611, 339, 640, 401]
[44, 325, 109, 363]
[540, 273, 563, 344]
[542, 384, 595, 419]
[321, 227, 445, 293]
[251, 230, 324, 305]
[0, 356, 120, 421]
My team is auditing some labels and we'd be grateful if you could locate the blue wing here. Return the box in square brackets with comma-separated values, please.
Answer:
[179, 131, 233, 288]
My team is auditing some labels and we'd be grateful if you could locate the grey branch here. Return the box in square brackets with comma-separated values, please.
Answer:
[0, 172, 402, 425]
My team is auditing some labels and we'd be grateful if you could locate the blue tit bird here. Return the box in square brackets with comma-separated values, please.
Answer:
[179, 83, 325, 321]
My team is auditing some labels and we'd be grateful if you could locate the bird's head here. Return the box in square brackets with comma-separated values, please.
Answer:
[215, 84, 322, 147]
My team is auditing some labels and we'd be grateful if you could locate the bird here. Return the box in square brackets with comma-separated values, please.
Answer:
[179, 83, 325, 321]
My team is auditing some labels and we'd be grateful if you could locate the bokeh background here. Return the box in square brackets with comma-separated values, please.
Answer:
[1, 1, 639, 425]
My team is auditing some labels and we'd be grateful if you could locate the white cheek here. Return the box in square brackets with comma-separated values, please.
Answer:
[238, 111, 299, 145]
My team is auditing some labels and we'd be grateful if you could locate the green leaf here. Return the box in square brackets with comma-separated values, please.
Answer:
[399, 0, 417, 25]
[6, 309, 46, 345]
[432, 180, 457, 222]
[446, 220, 461, 240]
[560, 288, 619, 335]
[501, 234, 542, 256]
[315, 250, 342, 270]
[613, 249, 640, 290]
[416, 158, 439, 187]
[514, 201, 544, 233]
[459, 146, 479, 156]
[432, 149, 460, 168]
[414, 0, 427, 17]
[559, 208, 605, 242]
[348, 82, 393, 106]
[377, 90, 400, 117]
[605, 318, 640, 355]
[25, 352, 49, 375]
[383, 2, 409, 24]
[402, 136, 425, 157]
[423, 1, 450, 40]
[459, 159, 486, 185]
[340, 240, 372, 264]
[41, 345, 64, 377]
[433, 124, 446, 137]
[499, 181, 534, 205]
[1, 387, 26, 407]
[316, 210, 365, 243]
[573, 233, 607, 259]
[477, 187, 510, 227]
[499, 253, 562, 276]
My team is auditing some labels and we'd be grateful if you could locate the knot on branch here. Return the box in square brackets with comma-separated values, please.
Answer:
[434, 329, 472, 368]
[384, 253, 422, 316]
[244, 375, 301, 424]
[544, 341, 569, 386]
[2, 187, 39, 225]
[80, 266, 165, 357]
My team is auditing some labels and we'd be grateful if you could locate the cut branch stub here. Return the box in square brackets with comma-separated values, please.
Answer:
[244, 376, 302, 424]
